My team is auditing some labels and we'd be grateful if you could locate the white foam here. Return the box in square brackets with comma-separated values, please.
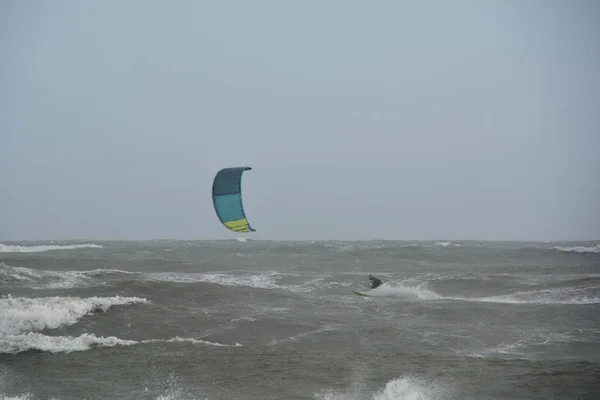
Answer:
[373, 377, 446, 400]
[315, 376, 448, 400]
[363, 282, 599, 305]
[0, 332, 238, 354]
[0, 264, 91, 289]
[0, 263, 40, 282]
[146, 271, 280, 289]
[325, 243, 386, 252]
[368, 284, 442, 301]
[83, 268, 133, 276]
[152, 371, 206, 400]
[296, 277, 353, 292]
[0, 295, 149, 336]
[475, 331, 585, 359]
[401, 241, 460, 248]
[0, 332, 137, 354]
[0, 243, 102, 253]
[0, 265, 136, 289]
[552, 244, 600, 254]
[152, 337, 229, 347]
[465, 289, 600, 305]
[0, 394, 33, 400]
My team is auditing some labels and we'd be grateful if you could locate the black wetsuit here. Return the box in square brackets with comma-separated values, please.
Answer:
[370, 277, 383, 289]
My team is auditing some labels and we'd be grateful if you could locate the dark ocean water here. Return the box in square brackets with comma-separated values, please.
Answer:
[1, 239, 599, 399]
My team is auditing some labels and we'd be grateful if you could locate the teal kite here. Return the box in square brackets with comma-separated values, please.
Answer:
[212, 167, 255, 233]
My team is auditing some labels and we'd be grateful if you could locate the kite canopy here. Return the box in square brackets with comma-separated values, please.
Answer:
[212, 167, 255, 233]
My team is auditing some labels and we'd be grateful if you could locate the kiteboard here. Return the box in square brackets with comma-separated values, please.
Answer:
[352, 290, 371, 297]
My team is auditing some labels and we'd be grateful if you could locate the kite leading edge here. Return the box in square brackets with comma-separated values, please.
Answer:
[212, 166, 255, 233]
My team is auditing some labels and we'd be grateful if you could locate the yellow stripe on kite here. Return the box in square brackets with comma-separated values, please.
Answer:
[224, 218, 251, 232]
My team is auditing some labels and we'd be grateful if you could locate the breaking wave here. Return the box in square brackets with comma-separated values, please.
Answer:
[0, 295, 239, 354]
[0, 295, 147, 354]
[315, 375, 450, 400]
[552, 244, 600, 254]
[0, 295, 149, 336]
[0, 333, 239, 354]
[401, 241, 462, 248]
[0, 332, 138, 354]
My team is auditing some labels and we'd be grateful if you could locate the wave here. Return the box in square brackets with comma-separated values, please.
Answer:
[552, 244, 600, 254]
[0, 263, 100, 289]
[317, 240, 598, 258]
[0, 264, 134, 282]
[146, 271, 281, 289]
[0, 295, 149, 336]
[401, 241, 462, 248]
[0, 263, 44, 283]
[313, 241, 600, 264]
[146, 271, 341, 293]
[0, 243, 102, 253]
[470, 328, 600, 360]
[0, 332, 137, 354]
[486, 332, 575, 356]
[0, 264, 333, 293]
[522, 276, 600, 291]
[0, 294, 240, 354]
[0, 332, 240, 354]
[513, 244, 600, 257]
[323, 240, 462, 252]
[315, 375, 449, 400]
[6, 261, 597, 303]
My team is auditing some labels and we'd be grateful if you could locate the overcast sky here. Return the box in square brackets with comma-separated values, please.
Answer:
[1, 0, 599, 241]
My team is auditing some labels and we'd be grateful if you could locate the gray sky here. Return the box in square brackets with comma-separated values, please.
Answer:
[1, 0, 599, 241]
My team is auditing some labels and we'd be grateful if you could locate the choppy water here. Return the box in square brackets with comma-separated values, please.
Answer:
[1, 239, 599, 399]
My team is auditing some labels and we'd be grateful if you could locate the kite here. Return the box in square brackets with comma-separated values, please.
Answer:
[212, 167, 255, 233]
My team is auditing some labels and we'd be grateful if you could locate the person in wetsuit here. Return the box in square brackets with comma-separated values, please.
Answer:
[368, 274, 383, 289]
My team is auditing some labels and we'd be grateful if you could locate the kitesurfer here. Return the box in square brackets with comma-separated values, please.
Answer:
[368, 274, 383, 289]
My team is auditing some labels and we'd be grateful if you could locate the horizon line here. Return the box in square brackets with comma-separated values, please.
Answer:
[1, 237, 598, 243]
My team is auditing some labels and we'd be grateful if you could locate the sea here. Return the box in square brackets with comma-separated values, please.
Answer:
[1, 239, 599, 400]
